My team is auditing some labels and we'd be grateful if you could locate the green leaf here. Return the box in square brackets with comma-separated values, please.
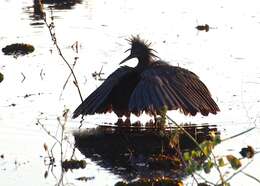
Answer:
[203, 161, 213, 174]
[185, 161, 199, 174]
[226, 155, 242, 170]
[218, 158, 225, 167]
[223, 182, 231, 186]
[213, 134, 221, 145]
[200, 140, 213, 156]
[191, 150, 199, 158]
[193, 161, 202, 171]
[183, 152, 191, 161]
[185, 166, 193, 174]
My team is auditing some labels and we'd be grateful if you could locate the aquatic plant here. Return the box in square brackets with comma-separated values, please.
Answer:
[167, 115, 259, 186]
[2, 43, 34, 57]
[62, 159, 86, 171]
[38, 109, 87, 185]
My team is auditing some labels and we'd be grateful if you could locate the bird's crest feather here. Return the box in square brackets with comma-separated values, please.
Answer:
[126, 35, 158, 58]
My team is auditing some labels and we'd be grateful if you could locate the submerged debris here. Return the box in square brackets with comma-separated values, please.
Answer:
[75, 176, 95, 182]
[240, 145, 255, 158]
[8, 103, 16, 107]
[115, 177, 183, 186]
[43, 0, 81, 3]
[0, 72, 3, 83]
[2, 43, 35, 57]
[92, 66, 105, 81]
[196, 24, 210, 32]
[197, 183, 210, 186]
[43, 0, 83, 9]
[62, 159, 87, 171]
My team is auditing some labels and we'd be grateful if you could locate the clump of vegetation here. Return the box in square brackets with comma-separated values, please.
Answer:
[62, 159, 86, 171]
[0, 72, 4, 83]
[182, 132, 221, 175]
[75, 176, 95, 182]
[2, 43, 35, 57]
[115, 177, 183, 186]
[196, 24, 210, 32]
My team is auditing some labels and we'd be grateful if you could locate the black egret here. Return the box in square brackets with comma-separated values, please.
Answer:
[72, 36, 220, 120]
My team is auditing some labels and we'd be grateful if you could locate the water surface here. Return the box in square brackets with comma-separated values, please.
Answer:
[0, 0, 260, 185]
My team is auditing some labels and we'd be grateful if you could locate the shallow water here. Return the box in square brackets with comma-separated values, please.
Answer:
[0, 0, 260, 185]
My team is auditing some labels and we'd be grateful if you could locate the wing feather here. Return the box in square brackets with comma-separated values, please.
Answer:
[129, 62, 219, 116]
[72, 66, 134, 118]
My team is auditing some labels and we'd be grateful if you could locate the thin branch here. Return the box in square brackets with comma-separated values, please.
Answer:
[224, 159, 253, 183]
[59, 57, 78, 100]
[241, 171, 260, 184]
[43, 12, 83, 103]
[173, 140, 199, 184]
[221, 127, 256, 142]
[37, 119, 62, 146]
[21, 72, 26, 83]
[166, 115, 208, 156]
[211, 151, 225, 184]
[193, 172, 216, 185]
[40, 68, 45, 80]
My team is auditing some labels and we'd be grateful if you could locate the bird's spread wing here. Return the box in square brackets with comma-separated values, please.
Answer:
[72, 66, 134, 118]
[129, 62, 220, 116]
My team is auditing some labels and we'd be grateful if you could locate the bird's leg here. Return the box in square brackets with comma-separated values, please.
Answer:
[125, 117, 131, 126]
[124, 112, 131, 126]
[154, 114, 165, 129]
[153, 114, 158, 128]
[115, 118, 124, 126]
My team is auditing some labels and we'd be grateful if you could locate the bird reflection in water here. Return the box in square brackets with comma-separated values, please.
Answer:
[74, 122, 219, 180]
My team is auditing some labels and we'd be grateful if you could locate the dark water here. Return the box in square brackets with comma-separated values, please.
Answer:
[0, 0, 260, 185]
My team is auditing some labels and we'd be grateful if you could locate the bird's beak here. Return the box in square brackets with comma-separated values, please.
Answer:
[119, 53, 136, 65]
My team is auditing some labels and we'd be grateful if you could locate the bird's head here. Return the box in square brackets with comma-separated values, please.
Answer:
[120, 35, 158, 65]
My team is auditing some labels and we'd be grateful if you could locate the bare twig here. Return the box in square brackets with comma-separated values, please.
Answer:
[40, 68, 45, 80]
[167, 115, 208, 155]
[211, 151, 225, 184]
[172, 136, 199, 185]
[37, 119, 61, 146]
[241, 171, 260, 184]
[221, 127, 256, 142]
[59, 56, 79, 100]
[223, 159, 253, 183]
[21, 72, 26, 83]
[193, 172, 216, 185]
[43, 10, 83, 103]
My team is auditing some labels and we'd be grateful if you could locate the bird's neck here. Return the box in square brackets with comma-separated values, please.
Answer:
[136, 56, 154, 71]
